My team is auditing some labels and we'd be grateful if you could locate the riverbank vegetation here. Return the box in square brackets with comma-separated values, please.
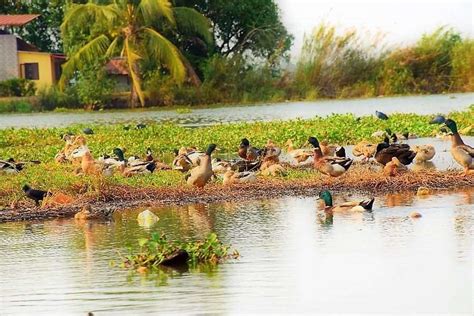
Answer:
[0, 109, 472, 210]
[1, 1, 472, 112]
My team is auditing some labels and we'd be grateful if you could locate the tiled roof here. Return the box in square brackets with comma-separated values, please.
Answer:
[105, 58, 128, 75]
[0, 14, 39, 27]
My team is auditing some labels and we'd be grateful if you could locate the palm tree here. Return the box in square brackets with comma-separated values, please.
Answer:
[60, 0, 212, 107]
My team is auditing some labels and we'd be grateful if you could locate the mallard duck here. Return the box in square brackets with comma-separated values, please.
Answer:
[238, 138, 261, 161]
[172, 149, 194, 172]
[123, 161, 156, 177]
[308, 137, 353, 177]
[413, 145, 436, 163]
[320, 140, 338, 157]
[444, 119, 474, 175]
[318, 190, 374, 212]
[383, 157, 408, 176]
[374, 142, 416, 166]
[223, 170, 257, 185]
[186, 144, 217, 188]
[143, 148, 171, 170]
[285, 139, 313, 163]
[352, 141, 376, 161]
[22, 184, 50, 206]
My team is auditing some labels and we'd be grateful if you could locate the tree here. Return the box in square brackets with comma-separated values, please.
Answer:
[60, 0, 211, 107]
[175, 0, 292, 60]
[0, 0, 68, 52]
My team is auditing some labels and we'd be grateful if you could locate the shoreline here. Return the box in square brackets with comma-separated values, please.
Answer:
[1, 91, 472, 115]
[1, 168, 472, 223]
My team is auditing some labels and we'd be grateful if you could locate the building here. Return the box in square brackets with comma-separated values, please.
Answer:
[0, 14, 65, 88]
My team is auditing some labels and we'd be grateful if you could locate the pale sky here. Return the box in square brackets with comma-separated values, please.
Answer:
[277, 0, 473, 57]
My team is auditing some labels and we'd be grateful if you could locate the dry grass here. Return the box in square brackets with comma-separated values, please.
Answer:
[1, 164, 472, 223]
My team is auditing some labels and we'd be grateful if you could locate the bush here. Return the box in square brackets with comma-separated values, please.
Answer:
[0, 98, 36, 113]
[37, 86, 81, 111]
[0, 78, 36, 97]
[75, 66, 114, 110]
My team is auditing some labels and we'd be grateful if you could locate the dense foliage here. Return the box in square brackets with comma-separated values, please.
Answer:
[0, 78, 36, 97]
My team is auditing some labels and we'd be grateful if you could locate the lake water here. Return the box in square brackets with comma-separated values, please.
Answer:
[0, 92, 472, 129]
[0, 189, 472, 314]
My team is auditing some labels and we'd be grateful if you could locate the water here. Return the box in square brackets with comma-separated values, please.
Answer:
[0, 93, 472, 129]
[0, 189, 472, 314]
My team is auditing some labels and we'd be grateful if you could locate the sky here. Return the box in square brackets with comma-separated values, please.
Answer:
[277, 0, 473, 57]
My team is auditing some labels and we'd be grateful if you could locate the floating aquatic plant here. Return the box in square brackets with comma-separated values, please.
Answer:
[120, 232, 239, 271]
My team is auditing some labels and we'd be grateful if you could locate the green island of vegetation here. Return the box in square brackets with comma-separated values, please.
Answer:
[0, 108, 472, 212]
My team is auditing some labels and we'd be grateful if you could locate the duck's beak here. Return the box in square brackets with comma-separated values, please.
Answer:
[302, 141, 309, 147]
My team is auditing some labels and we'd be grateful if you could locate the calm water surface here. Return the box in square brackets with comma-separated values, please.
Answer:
[0, 93, 472, 129]
[0, 189, 472, 314]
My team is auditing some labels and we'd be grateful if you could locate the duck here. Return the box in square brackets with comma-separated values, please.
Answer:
[212, 158, 231, 174]
[144, 148, 171, 170]
[308, 136, 353, 177]
[383, 157, 408, 176]
[1, 158, 23, 174]
[71, 146, 101, 175]
[374, 142, 416, 166]
[352, 141, 376, 161]
[122, 161, 156, 177]
[186, 144, 217, 188]
[375, 110, 389, 120]
[172, 149, 194, 172]
[22, 184, 50, 206]
[238, 138, 261, 161]
[413, 145, 436, 163]
[260, 163, 287, 177]
[229, 159, 262, 172]
[320, 140, 338, 157]
[318, 190, 375, 212]
[284, 139, 313, 163]
[223, 170, 257, 185]
[444, 119, 474, 175]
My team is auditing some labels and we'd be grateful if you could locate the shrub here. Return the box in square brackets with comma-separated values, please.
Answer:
[451, 39, 474, 91]
[75, 66, 114, 110]
[0, 98, 36, 113]
[37, 86, 81, 111]
[0, 78, 36, 97]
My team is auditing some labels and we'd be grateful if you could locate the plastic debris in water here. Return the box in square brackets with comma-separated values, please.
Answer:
[430, 115, 446, 124]
[137, 209, 159, 227]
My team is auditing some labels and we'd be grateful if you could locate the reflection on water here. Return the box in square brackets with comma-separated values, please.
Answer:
[0, 189, 472, 314]
[0, 92, 472, 129]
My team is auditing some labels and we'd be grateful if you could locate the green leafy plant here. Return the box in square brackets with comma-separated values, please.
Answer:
[122, 232, 239, 270]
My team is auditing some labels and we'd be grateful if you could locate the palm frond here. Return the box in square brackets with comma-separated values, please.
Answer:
[59, 34, 111, 88]
[138, 0, 175, 26]
[61, 3, 120, 34]
[124, 39, 145, 106]
[143, 27, 186, 83]
[173, 7, 213, 45]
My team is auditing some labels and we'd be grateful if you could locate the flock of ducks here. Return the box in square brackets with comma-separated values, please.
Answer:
[1, 114, 473, 207]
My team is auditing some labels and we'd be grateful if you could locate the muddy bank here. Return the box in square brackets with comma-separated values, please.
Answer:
[1, 166, 473, 223]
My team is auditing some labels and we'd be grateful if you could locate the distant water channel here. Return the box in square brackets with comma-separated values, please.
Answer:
[0, 92, 472, 129]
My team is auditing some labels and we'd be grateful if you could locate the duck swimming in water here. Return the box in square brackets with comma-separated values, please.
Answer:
[318, 190, 375, 212]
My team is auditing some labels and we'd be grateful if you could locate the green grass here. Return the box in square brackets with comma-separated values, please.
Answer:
[0, 109, 472, 206]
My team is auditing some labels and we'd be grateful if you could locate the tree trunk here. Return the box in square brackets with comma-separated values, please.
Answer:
[129, 84, 139, 108]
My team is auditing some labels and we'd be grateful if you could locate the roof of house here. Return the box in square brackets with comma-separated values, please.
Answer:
[105, 58, 128, 75]
[0, 14, 39, 27]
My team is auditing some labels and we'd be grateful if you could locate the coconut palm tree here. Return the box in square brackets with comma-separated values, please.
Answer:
[60, 0, 212, 107]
